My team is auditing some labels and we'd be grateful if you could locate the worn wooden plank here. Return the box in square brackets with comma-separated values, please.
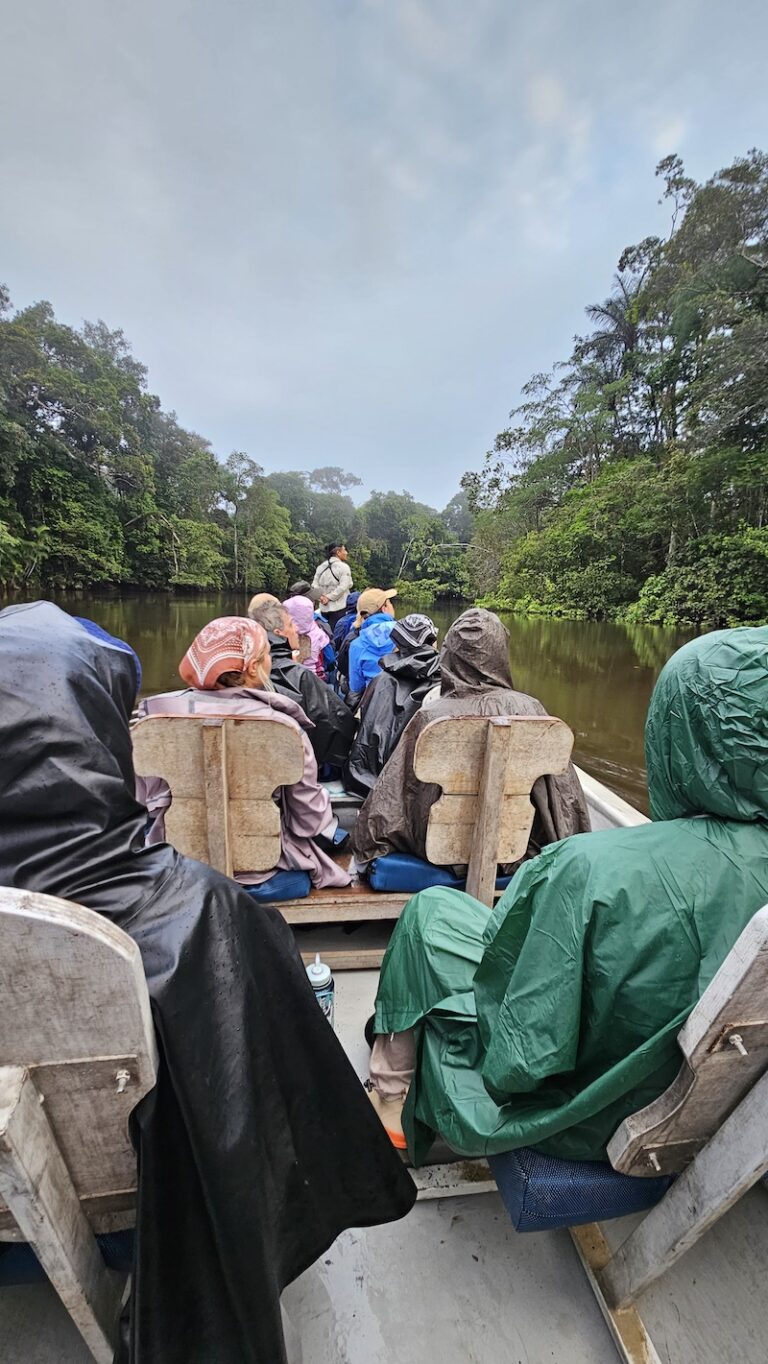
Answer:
[415, 714, 574, 794]
[416, 715, 574, 872]
[202, 719, 231, 875]
[133, 715, 211, 864]
[412, 1159, 496, 1201]
[0, 888, 156, 1230]
[600, 1065, 768, 1309]
[0, 1191, 138, 1239]
[425, 792, 537, 857]
[132, 714, 304, 874]
[465, 721, 509, 905]
[282, 898, 407, 924]
[609, 904, 768, 1175]
[570, 1224, 663, 1364]
[0, 1066, 122, 1364]
[299, 947, 385, 971]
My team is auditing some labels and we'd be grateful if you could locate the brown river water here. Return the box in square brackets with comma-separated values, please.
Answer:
[4, 593, 694, 814]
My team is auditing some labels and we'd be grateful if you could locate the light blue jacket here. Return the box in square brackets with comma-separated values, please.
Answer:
[348, 613, 396, 693]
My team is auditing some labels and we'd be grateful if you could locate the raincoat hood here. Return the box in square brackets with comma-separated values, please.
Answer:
[0, 601, 152, 911]
[283, 595, 316, 634]
[646, 626, 768, 823]
[440, 608, 514, 697]
[362, 618, 397, 652]
[380, 645, 440, 685]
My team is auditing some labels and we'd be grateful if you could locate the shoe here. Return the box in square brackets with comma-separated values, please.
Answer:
[367, 1088, 407, 1150]
[315, 826, 350, 856]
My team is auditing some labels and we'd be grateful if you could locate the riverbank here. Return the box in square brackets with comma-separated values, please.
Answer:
[477, 593, 766, 630]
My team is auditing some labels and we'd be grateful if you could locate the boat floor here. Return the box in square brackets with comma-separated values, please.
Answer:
[6, 969, 768, 1363]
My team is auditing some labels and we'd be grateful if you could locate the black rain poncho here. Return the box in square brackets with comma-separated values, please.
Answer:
[267, 630, 357, 768]
[374, 626, 768, 1166]
[343, 644, 440, 796]
[0, 602, 415, 1362]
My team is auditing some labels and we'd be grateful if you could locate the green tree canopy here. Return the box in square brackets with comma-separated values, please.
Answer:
[465, 148, 768, 626]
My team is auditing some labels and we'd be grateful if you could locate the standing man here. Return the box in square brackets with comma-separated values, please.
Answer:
[312, 540, 353, 629]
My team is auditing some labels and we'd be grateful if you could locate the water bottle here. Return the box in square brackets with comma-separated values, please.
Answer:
[306, 952, 335, 1030]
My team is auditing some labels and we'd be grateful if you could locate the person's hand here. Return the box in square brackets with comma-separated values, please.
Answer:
[320, 594, 329, 605]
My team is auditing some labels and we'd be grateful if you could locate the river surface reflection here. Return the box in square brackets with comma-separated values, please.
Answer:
[5, 592, 694, 814]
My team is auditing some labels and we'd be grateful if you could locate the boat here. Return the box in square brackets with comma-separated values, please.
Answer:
[3, 730, 768, 1364]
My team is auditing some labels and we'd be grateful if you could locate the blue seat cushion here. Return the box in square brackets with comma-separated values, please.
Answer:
[242, 870, 312, 903]
[0, 1231, 135, 1287]
[489, 1148, 672, 1232]
[366, 852, 512, 896]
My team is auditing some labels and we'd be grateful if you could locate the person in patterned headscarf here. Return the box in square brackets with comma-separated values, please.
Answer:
[138, 616, 350, 889]
[352, 607, 589, 866]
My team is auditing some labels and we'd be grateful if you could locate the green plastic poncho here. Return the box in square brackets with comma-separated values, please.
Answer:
[374, 627, 768, 1166]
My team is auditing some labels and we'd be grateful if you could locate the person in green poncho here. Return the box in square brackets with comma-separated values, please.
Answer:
[370, 627, 768, 1167]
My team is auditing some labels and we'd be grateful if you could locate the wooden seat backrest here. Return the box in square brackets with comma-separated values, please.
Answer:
[609, 903, 768, 1176]
[414, 714, 575, 904]
[0, 887, 157, 1235]
[132, 715, 305, 878]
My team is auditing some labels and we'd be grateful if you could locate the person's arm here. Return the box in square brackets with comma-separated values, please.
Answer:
[135, 774, 171, 844]
[348, 639, 364, 694]
[311, 563, 330, 605]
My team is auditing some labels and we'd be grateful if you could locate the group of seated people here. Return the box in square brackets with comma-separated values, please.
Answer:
[137, 589, 590, 897]
[2, 597, 767, 1364]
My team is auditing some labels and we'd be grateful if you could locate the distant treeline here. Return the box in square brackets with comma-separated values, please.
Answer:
[4, 148, 767, 626]
[464, 150, 768, 627]
[0, 291, 472, 599]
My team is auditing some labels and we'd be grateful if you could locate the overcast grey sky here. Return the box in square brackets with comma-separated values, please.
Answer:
[1, 0, 767, 505]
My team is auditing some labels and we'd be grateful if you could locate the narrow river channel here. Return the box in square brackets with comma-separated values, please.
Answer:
[6, 593, 693, 814]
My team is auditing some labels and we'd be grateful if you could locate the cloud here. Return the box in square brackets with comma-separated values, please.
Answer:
[1, 0, 767, 503]
[527, 73, 568, 129]
[651, 115, 688, 158]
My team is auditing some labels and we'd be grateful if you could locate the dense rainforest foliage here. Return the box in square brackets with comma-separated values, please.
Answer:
[2, 149, 766, 625]
[0, 288, 471, 599]
[464, 150, 768, 626]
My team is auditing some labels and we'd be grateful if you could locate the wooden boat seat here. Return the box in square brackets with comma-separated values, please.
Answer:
[131, 711, 575, 967]
[0, 887, 158, 1363]
[490, 901, 768, 1362]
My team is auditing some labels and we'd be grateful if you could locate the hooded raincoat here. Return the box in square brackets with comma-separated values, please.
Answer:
[283, 595, 334, 677]
[374, 626, 768, 1167]
[343, 645, 441, 796]
[0, 602, 415, 1362]
[353, 608, 589, 866]
[348, 612, 397, 694]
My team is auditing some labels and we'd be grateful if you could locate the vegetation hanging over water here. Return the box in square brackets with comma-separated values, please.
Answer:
[464, 150, 768, 626]
[2, 148, 767, 625]
[0, 291, 471, 598]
